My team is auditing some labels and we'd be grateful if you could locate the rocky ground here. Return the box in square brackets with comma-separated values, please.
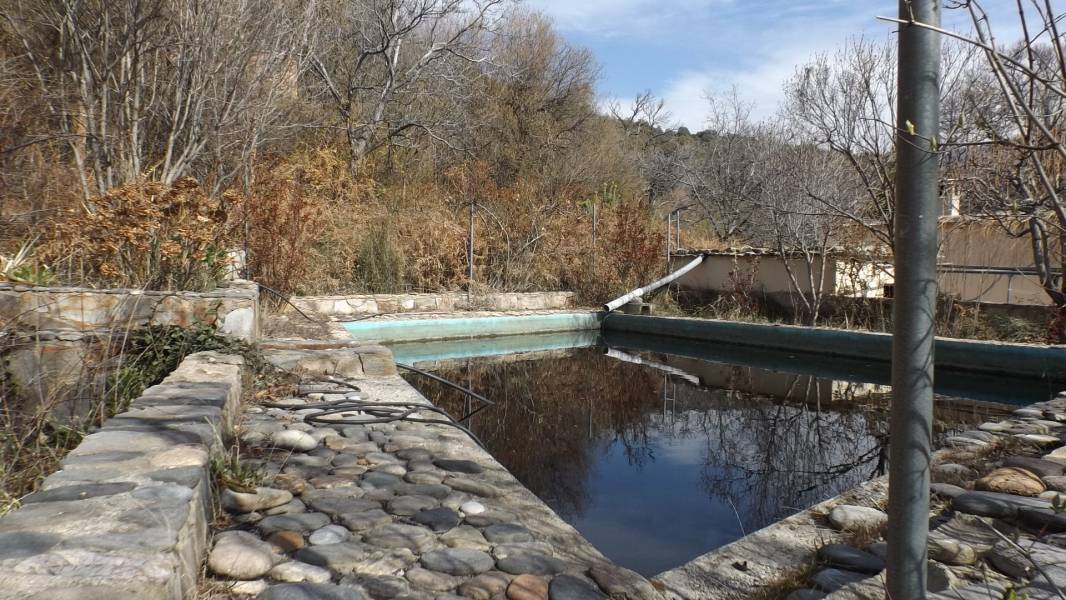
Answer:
[203, 374, 659, 600]
[785, 392, 1066, 599]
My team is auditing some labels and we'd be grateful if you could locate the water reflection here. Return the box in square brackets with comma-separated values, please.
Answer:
[403, 345, 1010, 576]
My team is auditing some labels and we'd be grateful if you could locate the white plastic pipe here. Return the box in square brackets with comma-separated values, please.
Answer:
[603, 254, 704, 312]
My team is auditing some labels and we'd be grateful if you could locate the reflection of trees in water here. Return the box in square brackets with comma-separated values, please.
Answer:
[411, 349, 663, 519]
[685, 387, 887, 532]
[408, 349, 1012, 526]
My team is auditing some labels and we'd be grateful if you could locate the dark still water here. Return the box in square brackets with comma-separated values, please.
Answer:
[395, 333, 1036, 577]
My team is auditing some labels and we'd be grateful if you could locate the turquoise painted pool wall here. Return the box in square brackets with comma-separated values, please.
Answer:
[389, 330, 600, 365]
[602, 313, 1066, 380]
[341, 309, 1066, 381]
[342, 312, 602, 344]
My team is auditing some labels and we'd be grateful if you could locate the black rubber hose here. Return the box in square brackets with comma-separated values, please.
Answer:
[395, 362, 495, 423]
[262, 381, 487, 449]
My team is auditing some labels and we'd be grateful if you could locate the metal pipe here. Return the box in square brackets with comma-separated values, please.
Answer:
[258, 282, 318, 323]
[887, 1, 940, 598]
[395, 362, 494, 422]
[936, 264, 1062, 275]
[603, 254, 704, 312]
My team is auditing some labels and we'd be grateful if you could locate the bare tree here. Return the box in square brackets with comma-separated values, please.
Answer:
[451, 10, 601, 291]
[609, 91, 670, 138]
[608, 90, 681, 208]
[784, 35, 976, 252]
[764, 140, 860, 325]
[309, 0, 507, 169]
[1, 0, 313, 200]
[783, 38, 898, 252]
[918, 0, 1066, 313]
[473, 9, 599, 189]
[672, 90, 772, 243]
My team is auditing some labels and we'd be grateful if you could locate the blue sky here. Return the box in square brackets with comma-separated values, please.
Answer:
[525, 0, 1020, 129]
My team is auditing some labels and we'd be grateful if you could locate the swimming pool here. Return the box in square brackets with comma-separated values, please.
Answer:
[393, 332, 1048, 576]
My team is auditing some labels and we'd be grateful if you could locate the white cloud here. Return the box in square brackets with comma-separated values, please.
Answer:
[657, 36, 851, 130]
[661, 71, 712, 130]
[540, 0, 1027, 132]
[526, 0, 722, 36]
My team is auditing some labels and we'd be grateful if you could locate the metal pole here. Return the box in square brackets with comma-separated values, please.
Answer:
[675, 209, 682, 249]
[467, 200, 475, 302]
[887, 1, 940, 598]
[592, 202, 598, 247]
[666, 212, 673, 277]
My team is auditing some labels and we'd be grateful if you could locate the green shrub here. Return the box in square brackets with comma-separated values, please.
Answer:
[104, 324, 261, 416]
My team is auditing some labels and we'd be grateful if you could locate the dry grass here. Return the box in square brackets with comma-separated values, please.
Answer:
[0, 322, 267, 515]
[196, 570, 246, 600]
[749, 565, 821, 600]
[236, 150, 665, 303]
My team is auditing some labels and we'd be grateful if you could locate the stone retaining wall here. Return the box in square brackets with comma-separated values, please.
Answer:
[0, 351, 244, 600]
[290, 291, 574, 318]
[1, 280, 259, 408]
[0, 279, 260, 341]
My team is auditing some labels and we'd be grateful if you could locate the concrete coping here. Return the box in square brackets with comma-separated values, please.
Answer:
[0, 279, 258, 299]
[602, 313, 1066, 379]
[0, 351, 245, 600]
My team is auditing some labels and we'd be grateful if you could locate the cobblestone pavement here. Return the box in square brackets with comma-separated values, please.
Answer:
[208, 373, 660, 600]
[784, 392, 1066, 600]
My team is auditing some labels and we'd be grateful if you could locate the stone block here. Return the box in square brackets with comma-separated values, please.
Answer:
[356, 346, 398, 377]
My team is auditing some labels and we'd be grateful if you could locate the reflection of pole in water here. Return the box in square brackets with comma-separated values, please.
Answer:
[588, 396, 593, 439]
[464, 359, 473, 426]
[662, 373, 666, 420]
[658, 374, 680, 436]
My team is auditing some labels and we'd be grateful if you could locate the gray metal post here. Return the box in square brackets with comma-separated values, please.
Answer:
[666, 212, 673, 277]
[887, 0, 940, 598]
[467, 201, 475, 301]
[675, 208, 682, 249]
[592, 202, 598, 247]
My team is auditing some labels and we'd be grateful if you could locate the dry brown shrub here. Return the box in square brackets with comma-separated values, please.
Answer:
[238, 148, 382, 295]
[555, 198, 665, 302]
[35, 178, 237, 290]
[228, 150, 666, 302]
[240, 151, 351, 295]
[394, 206, 467, 291]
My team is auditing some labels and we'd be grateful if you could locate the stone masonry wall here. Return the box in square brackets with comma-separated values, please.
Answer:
[290, 291, 574, 318]
[0, 279, 260, 341]
[1, 280, 259, 408]
[0, 351, 244, 600]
